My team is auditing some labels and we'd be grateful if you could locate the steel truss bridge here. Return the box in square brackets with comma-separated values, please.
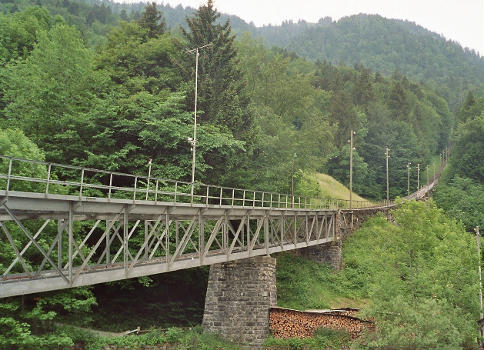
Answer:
[0, 155, 439, 298]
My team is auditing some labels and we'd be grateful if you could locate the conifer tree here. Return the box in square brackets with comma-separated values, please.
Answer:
[179, 0, 252, 141]
[138, 2, 166, 38]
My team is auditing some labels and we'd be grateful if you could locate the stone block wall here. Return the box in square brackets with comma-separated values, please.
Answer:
[298, 242, 342, 270]
[202, 255, 277, 346]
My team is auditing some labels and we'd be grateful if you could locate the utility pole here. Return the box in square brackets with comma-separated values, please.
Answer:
[476, 226, 483, 320]
[385, 147, 390, 202]
[290, 153, 296, 208]
[186, 43, 212, 202]
[349, 130, 355, 210]
[407, 162, 411, 196]
[426, 165, 429, 187]
[417, 163, 420, 190]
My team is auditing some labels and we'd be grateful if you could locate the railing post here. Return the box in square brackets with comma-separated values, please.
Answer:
[155, 180, 159, 203]
[243, 190, 246, 207]
[261, 192, 265, 208]
[5, 158, 12, 193]
[79, 169, 85, 199]
[45, 163, 52, 195]
[145, 176, 150, 201]
[190, 183, 194, 205]
[253, 191, 256, 208]
[108, 173, 113, 199]
[174, 182, 178, 203]
[133, 176, 138, 201]
[231, 189, 235, 207]
[206, 186, 209, 206]
[270, 193, 273, 208]
[219, 187, 223, 206]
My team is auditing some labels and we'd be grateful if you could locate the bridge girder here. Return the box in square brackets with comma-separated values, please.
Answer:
[0, 192, 336, 298]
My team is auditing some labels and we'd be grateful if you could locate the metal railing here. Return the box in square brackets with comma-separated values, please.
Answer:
[0, 155, 390, 210]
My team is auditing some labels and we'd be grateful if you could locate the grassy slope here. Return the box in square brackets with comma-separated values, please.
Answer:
[275, 252, 367, 310]
[315, 173, 368, 202]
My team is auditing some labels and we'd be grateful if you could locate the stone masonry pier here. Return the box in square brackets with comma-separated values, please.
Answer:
[202, 256, 277, 346]
[298, 241, 343, 270]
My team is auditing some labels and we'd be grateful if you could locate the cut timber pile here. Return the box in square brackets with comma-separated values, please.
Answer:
[269, 307, 374, 339]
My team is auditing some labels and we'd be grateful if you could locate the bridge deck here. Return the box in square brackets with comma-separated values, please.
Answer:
[0, 191, 339, 297]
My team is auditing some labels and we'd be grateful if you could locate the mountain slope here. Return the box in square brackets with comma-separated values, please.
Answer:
[3, 0, 481, 110]
[253, 14, 484, 111]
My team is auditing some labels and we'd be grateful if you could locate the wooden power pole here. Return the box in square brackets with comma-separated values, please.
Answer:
[476, 226, 483, 320]
[385, 147, 390, 202]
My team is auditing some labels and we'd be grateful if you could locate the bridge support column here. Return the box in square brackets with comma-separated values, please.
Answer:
[299, 242, 342, 271]
[202, 256, 276, 346]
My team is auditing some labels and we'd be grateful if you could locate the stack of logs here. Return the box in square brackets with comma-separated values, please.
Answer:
[269, 307, 374, 340]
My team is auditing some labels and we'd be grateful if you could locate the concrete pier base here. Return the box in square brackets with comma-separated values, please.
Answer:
[202, 256, 276, 346]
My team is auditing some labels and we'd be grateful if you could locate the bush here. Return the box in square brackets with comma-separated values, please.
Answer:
[265, 328, 349, 349]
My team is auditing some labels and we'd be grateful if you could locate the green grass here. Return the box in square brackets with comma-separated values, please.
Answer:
[315, 173, 369, 203]
[64, 325, 240, 350]
[275, 252, 364, 310]
[265, 328, 350, 349]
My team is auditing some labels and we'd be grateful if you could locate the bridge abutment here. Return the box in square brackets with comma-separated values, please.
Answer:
[202, 255, 276, 346]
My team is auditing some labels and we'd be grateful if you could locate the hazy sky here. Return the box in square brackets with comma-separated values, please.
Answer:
[138, 0, 484, 55]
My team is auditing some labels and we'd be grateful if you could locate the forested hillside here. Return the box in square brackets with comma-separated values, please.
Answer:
[2, 0, 482, 112]
[255, 15, 484, 111]
[0, 0, 456, 200]
[434, 92, 484, 230]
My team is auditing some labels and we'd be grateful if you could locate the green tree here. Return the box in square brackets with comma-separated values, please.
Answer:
[387, 80, 411, 119]
[178, 0, 253, 141]
[0, 7, 53, 65]
[234, 35, 334, 192]
[457, 91, 484, 124]
[2, 23, 111, 164]
[344, 201, 478, 349]
[434, 176, 484, 230]
[450, 115, 484, 183]
[138, 2, 166, 38]
[94, 20, 244, 182]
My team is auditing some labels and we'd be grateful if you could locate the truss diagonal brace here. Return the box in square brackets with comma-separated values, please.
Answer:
[0, 222, 31, 275]
[1, 203, 69, 284]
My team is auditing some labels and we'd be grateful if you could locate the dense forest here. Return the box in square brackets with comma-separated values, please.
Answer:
[0, 0, 483, 348]
[2, 0, 483, 113]
[254, 15, 484, 112]
[0, 0, 460, 199]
